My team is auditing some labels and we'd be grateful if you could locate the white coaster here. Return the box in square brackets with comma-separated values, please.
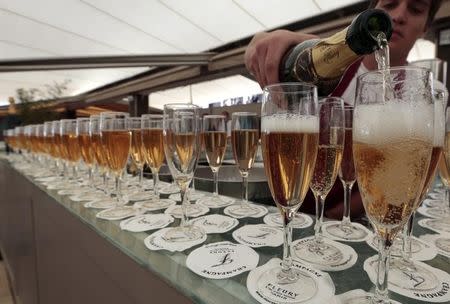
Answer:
[196, 195, 236, 208]
[417, 205, 446, 219]
[263, 212, 313, 229]
[334, 289, 402, 304]
[84, 199, 117, 209]
[223, 204, 268, 219]
[428, 193, 443, 200]
[321, 221, 372, 242]
[291, 236, 358, 271]
[125, 191, 154, 202]
[35, 176, 60, 183]
[57, 188, 89, 196]
[96, 206, 138, 220]
[366, 235, 437, 261]
[364, 255, 450, 302]
[134, 199, 177, 212]
[420, 233, 450, 259]
[423, 199, 446, 208]
[169, 191, 206, 202]
[144, 227, 207, 252]
[120, 214, 174, 232]
[46, 182, 73, 190]
[189, 214, 239, 234]
[186, 241, 259, 279]
[164, 204, 209, 219]
[70, 191, 107, 202]
[247, 258, 335, 304]
[232, 224, 283, 248]
[418, 218, 450, 234]
[159, 183, 180, 195]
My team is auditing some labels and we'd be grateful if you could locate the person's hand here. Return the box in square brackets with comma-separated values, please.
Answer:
[244, 30, 318, 88]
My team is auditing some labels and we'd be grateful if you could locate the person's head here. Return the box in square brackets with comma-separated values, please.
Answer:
[369, 0, 442, 64]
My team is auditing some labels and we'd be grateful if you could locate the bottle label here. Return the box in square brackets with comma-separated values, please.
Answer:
[311, 29, 359, 79]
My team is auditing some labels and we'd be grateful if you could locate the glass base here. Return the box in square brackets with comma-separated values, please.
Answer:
[126, 191, 154, 202]
[196, 195, 233, 208]
[162, 225, 205, 243]
[73, 191, 108, 202]
[324, 222, 369, 241]
[338, 291, 401, 304]
[256, 266, 317, 303]
[389, 258, 439, 291]
[225, 203, 261, 217]
[292, 238, 345, 267]
[85, 198, 117, 209]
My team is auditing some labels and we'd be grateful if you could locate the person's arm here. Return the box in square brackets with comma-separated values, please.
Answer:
[244, 30, 318, 88]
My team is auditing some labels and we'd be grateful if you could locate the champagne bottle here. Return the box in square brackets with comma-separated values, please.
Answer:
[279, 9, 392, 95]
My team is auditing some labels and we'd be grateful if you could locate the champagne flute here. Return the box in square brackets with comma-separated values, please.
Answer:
[90, 115, 110, 195]
[353, 66, 434, 303]
[162, 104, 205, 241]
[391, 59, 448, 270]
[197, 115, 229, 208]
[439, 103, 450, 216]
[141, 114, 167, 208]
[127, 117, 153, 201]
[324, 105, 370, 241]
[99, 112, 131, 206]
[291, 97, 346, 266]
[258, 83, 319, 302]
[60, 119, 81, 181]
[77, 118, 95, 184]
[225, 112, 262, 216]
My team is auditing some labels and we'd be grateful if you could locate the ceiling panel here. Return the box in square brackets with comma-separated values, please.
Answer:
[233, 0, 320, 29]
[0, 40, 57, 59]
[84, 0, 221, 52]
[149, 75, 262, 109]
[0, 0, 179, 54]
[0, 9, 122, 56]
[160, 0, 264, 43]
[0, 67, 149, 106]
[315, 0, 363, 12]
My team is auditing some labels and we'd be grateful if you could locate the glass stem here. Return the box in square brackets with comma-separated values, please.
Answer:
[103, 171, 109, 195]
[402, 212, 414, 263]
[374, 237, 391, 303]
[281, 208, 295, 279]
[213, 168, 219, 197]
[152, 169, 160, 198]
[446, 188, 450, 214]
[88, 166, 94, 188]
[341, 182, 354, 228]
[72, 163, 78, 181]
[241, 172, 249, 206]
[63, 161, 69, 182]
[314, 194, 325, 244]
[180, 181, 188, 227]
[191, 177, 196, 192]
[115, 173, 122, 205]
[138, 165, 144, 187]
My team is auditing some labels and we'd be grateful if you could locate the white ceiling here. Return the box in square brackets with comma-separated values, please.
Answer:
[0, 0, 438, 108]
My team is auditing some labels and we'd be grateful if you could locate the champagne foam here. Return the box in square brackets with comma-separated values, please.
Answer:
[262, 114, 319, 133]
[353, 102, 434, 144]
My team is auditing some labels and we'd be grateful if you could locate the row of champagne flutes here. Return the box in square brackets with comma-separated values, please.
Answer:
[3, 107, 268, 238]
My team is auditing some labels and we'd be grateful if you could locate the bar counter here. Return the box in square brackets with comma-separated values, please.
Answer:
[0, 156, 449, 304]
